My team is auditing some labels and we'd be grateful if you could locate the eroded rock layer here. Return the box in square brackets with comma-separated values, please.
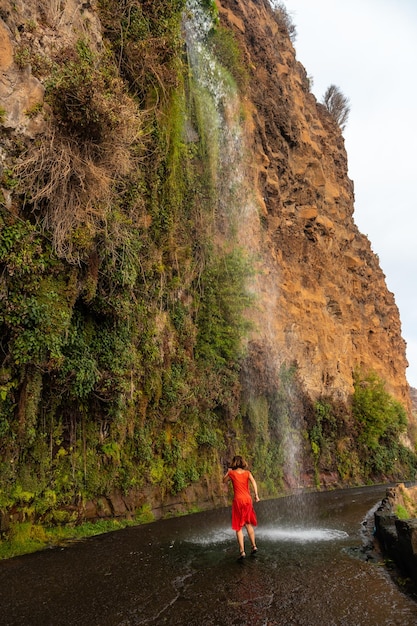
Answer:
[218, 0, 409, 408]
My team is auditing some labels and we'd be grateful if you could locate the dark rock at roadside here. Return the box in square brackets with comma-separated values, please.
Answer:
[374, 483, 417, 589]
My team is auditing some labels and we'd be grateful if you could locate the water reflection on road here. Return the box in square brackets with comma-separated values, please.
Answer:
[1, 485, 417, 625]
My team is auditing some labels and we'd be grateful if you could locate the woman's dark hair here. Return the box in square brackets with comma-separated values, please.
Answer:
[231, 455, 248, 470]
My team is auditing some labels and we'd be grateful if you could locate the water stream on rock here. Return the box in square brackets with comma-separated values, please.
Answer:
[183, 0, 249, 233]
[1, 485, 417, 625]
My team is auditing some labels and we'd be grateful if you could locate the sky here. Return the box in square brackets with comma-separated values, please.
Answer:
[277, 0, 417, 388]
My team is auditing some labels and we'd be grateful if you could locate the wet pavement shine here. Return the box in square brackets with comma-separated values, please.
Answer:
[1, 485, 417, 625]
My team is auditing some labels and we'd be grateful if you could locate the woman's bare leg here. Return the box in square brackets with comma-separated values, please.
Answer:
[236, 529, 245, 554]
[245, 523, 256, 549]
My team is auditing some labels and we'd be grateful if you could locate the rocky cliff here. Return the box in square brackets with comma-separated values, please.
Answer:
[218, 0, 409, 408]
[0, 0, 415, 532]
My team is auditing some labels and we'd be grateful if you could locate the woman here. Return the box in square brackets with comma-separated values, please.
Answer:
[223, 455, 260, 559]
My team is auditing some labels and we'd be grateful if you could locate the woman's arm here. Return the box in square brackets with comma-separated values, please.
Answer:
[249, 472, 260, 502]
[223, 469, 231, 483]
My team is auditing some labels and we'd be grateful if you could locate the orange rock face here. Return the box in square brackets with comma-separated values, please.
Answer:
[218, 0, 410, 411]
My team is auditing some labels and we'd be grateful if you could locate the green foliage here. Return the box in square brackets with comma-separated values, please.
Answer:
[10, 279, 72, 366]
[135, 503, 154, 524]
[0, 522, 48, 559]
[310, 400, 334, 450]
[200, 0, 219, 23]
[0, 213, 74, 371]
[244, 396, 276, 491]
[13, 41, 51, 77]
[45, 39, 118, 141]
[195, 248, 254, 367]
[308, 400, 337, 484]
[353, 370, 407, 451]
[196, 425, 221, 448]
[304, 375, 417, 486]
[0, 518, 136, 560]
[208, 26, 248, 89]
[58, 310, 135, 402]
[14, 45, 31, 69]
[0, 169, 18, 190]
[97, 0, 186, 102]
[395, 504, 409, 520]
[101, 441, 121, 464]
[335, 437, 361, 484]
[304, 373, 417, 485]
[149, 89, 190, 246]
[147, 431, 203, 497]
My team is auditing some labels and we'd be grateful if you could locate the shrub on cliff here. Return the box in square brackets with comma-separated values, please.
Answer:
[322, 84, 350, 131]
[270, 2, 297, 42]
[353, 371, 407, 449]
[352, 370, 412, 477]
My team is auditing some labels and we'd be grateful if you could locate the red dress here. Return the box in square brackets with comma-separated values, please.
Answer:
[228, 469, 258, 531]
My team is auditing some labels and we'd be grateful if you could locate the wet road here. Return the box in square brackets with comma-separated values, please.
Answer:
[1, 485, 417, 625]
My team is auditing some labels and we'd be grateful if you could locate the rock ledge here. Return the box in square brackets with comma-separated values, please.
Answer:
[374, 483, 417, 587]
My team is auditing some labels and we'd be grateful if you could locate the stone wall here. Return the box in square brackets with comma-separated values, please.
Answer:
[374, 483, 417, 587]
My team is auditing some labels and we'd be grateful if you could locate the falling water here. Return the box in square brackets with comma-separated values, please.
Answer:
[184, 1, 305, 487]
[183, 0, 256, 238]
[183, 0, 230, 105]
[185, 524, 348, 546]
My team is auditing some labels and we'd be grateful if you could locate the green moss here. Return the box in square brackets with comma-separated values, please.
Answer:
[208, 26, 248, 89]
[134, 503, 153, 524]
[0, 522, 48, 559]
[0, 169, 18, 190]
[0, 518, 139, 560]
[395, 504, 409, 520]
[25, 102, 43, 118]
[14, 45, 31, 69]
[195, 248, 254, 367]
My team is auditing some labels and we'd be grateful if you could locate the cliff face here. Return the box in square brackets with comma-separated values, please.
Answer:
[0, 0, 414, 527]
[217, 0, 409, 409]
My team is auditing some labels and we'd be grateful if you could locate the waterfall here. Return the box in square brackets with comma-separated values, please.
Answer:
[183, 0, 252, 237]
[183, 1, 302, 489]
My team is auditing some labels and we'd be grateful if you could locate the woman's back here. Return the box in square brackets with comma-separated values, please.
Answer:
[228, 469, 251, 504]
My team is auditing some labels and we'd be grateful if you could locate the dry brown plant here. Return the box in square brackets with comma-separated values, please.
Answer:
[322, 84, 350, 131]
[17, 82, 142, 263]
[18, 129, 111, 261]
[38, 0, 98, 33]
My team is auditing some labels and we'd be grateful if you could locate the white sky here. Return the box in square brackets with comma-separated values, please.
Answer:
[278, 0, 417, 388]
